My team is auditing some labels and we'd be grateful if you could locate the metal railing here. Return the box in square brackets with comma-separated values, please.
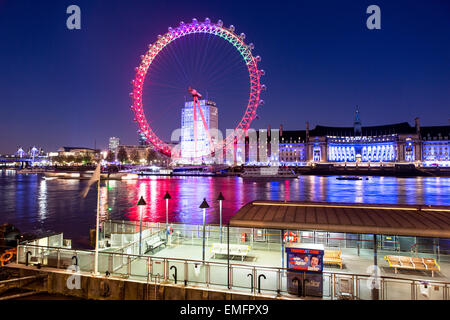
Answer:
[15, 243, 450, 300]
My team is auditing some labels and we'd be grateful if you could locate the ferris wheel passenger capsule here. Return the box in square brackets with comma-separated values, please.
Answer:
[255, 55, 261, 62]
[248, 43, 254, 50]
[261, 84, 267, 91]
[140, 55, 145, 60]
[229, 25, 235, 32]
[168, 27, 173, 32]
[180, 21, 185, 26]
[260, 69, 265, 76]
[129, 92, 134, 97]
[157, 35, 162, 39]
[192, 18, 198, 24]
[259, 99, 264, 106]
[239, 33, 246, 40]
[217, 20, 223, 27]
[148, 43, 152, 49]
[135, 67, 139, 72]
[205, 18, 211, 24]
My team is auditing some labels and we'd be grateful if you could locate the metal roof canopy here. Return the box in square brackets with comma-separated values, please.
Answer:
[230, 201, 450, 238]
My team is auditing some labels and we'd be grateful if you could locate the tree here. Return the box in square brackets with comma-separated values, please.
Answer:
[106, 150, 115, 162]
[117, 147, 128, 164]
[52, 155, 65, 165]
[75, 154, 84, 164]
[146, 149, 158, 165]
[82, 153, 92, 164]
[130, 149, 140, 164]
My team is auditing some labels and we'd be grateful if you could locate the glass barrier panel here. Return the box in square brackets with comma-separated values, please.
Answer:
[112, 253, 127, 275]
[384, 279, 412, 300]
[356, 276, 373, 300]
[208, 263, 228, 288]
[77, 251, 93, 272]
[150, 258, 166, 281]
[59, 250, 77, 269]
[128, 255, 147, 278]
[255, 268, 278, 294]
[415, 282, 446, 300]
[231, 265, 253, 290]
[16, 245, 26, 264]
[279, 269, 288, 295]
[186, 261, 207, 286]
[322, 273, 332, 298]
[97, 252, 110, 274]
[166, 260, 185, 284]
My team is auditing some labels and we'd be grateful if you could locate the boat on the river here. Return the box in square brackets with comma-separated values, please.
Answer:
[241, 167, 299, 180]
[336, 176, 363, 180]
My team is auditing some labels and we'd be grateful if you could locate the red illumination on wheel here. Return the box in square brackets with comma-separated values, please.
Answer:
[131, 18, 264, 157]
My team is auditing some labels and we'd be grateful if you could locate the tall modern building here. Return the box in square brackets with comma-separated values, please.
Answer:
[138, 132, 147, 146]
[180, 99, 218, 163]
[108, 137, 120, 159]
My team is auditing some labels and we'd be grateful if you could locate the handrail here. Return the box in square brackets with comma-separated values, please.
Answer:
[16, 243, 450, 286]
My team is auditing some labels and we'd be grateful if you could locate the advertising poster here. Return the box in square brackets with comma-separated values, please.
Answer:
[286, 247, 324, 272]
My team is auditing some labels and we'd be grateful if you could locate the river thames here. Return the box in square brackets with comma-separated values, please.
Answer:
[1, 169, 449, 248]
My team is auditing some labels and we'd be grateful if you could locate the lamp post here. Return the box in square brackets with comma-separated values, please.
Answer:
[163, 191, 171, 242]
[217, 192, 225, 243]
[200, 198, 210, 262]
[137, 196, 147, 255]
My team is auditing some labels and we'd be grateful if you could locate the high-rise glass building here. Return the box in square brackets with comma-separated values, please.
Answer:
[108, 137, 120, 159]
[180, 100, 218, 163]
[138, 132, 147, 146]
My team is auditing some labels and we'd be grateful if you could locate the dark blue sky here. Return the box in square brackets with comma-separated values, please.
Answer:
[0, 0, 449, 153]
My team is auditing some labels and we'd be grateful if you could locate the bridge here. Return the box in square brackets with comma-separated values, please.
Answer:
[0, 156, 48, 168]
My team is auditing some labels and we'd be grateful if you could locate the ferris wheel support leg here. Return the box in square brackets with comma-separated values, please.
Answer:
[194, 97, 198, 159]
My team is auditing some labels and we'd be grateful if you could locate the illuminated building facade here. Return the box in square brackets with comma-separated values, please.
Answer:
[109, 137, 120, 159]
[244, 111, 449, 167]
[180, 99, 218, 163]
[421, 126, 450, 166]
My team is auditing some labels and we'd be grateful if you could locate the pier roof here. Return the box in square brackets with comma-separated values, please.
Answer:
[230, 201, 450, 238]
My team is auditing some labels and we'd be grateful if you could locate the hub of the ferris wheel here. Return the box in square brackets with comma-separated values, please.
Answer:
[188, 87, 215, 159]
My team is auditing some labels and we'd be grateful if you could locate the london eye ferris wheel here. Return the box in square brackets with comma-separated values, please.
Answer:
[130, 18, 266, 161]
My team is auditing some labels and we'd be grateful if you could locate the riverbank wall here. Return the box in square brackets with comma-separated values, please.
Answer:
[2, 264, 279, 300]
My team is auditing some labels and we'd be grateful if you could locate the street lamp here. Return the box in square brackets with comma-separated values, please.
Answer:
[200, 198, 210, 262]
[163, 191, 171, 242]
[217, 192, 225, 243]
[137, 196, 147, 255]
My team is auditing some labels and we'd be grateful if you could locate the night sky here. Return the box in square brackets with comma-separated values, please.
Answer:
[0, 0, 449, 153]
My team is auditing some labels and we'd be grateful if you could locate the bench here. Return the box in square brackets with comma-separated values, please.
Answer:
[210, 243, 251, 261]
[145, 237, 166, 254]
[323, 250, 343, 269]
[384, 255, 440, 277]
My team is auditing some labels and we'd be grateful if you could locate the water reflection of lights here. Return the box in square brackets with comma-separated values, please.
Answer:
[100, 186, 109, 222]
[355, 180, 363, 203]
[2, 173, 450, 249]
[38, 178, 47, 220]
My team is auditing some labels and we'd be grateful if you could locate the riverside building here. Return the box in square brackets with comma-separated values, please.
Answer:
[243, 111, 449, 167]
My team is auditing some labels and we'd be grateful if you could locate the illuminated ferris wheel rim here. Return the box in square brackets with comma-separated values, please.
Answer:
[130, 18, 265, 156]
